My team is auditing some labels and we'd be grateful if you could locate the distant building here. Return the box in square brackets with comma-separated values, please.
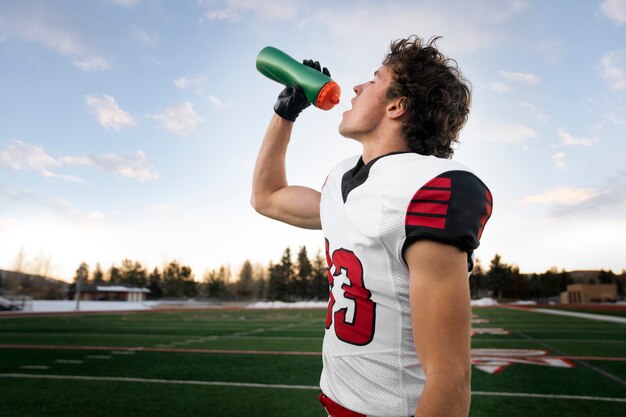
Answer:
[68, 284, 150, 302]
[560, 283, 617, 304]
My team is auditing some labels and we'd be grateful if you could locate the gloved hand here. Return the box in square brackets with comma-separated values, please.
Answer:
[273, 59, 331, 122]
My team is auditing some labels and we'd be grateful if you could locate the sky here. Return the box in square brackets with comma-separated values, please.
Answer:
[1, 0, 625, 282]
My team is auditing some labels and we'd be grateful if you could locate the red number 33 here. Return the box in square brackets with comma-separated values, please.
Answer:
[325, 239, 376, 346]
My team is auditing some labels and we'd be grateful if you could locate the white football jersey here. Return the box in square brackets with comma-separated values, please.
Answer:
[319, 152, 492, 417]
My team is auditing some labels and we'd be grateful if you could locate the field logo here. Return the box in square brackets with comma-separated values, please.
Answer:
[471, 349, 575, 374]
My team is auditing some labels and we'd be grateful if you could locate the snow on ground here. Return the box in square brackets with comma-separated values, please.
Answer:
[508, 300, 538, 305]
[246, 301, 327, 309]
[29, 300, 152, 312]
[7, 298, 501, 313]
[470, 298, 499, 306]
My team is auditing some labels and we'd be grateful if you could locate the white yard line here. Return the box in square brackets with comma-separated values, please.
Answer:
[0, 373, 317, 391]
[472, 391, 626, 402]
[1, 373, 625, 403]
[508, 307, 626, 324]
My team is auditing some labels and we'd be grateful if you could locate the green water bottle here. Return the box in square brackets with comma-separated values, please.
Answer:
[256, 46, 341, 111]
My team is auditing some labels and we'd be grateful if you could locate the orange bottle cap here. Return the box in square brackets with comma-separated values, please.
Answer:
[316, 81, 341, 110]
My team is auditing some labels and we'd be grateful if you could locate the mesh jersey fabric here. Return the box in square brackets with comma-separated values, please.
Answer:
[319, 152, 492, 417]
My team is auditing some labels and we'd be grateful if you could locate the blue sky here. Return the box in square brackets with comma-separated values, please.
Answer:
[1, 0, 625, 281]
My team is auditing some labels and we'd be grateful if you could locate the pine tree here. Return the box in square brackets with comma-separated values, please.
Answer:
[236, 260, 255, 300]
[108, 265, 122, 284]
[295, 246, 312, 300]
[92, 263, 105, 283]
[120, 259, 148, 287]
[310, 249, 329, 301]
[147, 267, 162, 299]
[267, 247, 294, 301]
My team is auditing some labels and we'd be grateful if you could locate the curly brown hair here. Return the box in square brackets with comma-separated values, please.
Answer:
[383, 35, 471, 158]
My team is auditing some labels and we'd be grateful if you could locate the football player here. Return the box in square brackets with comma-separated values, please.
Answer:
[252, 35, 492, 417]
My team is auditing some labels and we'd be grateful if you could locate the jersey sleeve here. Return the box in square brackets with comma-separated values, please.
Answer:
[403, 170, 492, 255]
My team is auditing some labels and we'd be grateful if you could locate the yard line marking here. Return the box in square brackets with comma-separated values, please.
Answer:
[1, 373, 625, 403]
[85, 355, 111, 360]
[474, 338, 626, 344]
[517, 331, 626, 387]
[471, 391, 626, 403]
[0, 373, 318, 391]
[2, 344, 625, 362]
[0, 344, 321, 356]
[18, 366, 50, 370]
[504, 306, 626, 323]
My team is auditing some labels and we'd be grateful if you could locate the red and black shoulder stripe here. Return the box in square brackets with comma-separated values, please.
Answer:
[404, 170, 492, 253]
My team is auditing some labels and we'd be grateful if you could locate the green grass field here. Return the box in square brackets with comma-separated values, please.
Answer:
[0, 306, 624, 417]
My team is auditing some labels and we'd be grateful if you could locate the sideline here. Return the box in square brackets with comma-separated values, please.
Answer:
[505, 306, 626, 324]
[2, 373, 626, 403]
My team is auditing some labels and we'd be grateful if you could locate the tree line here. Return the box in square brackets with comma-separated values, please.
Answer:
[6, 248, 625, 301]
[69, 246, 330, 301]
[470, 255, 624, 301]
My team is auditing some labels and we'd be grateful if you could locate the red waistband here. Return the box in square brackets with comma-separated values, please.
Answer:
[318, 393, 366, 417]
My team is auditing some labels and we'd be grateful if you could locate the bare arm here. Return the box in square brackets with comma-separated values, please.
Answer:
[406, 240, 472, 417]
[250, 113, 321, 229]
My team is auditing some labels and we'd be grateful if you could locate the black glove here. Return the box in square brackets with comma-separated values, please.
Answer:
[273, 59, 331, 122]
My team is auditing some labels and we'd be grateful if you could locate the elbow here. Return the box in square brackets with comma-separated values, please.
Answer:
[250, 192, 271, 217]
[250, 193, 263, 214]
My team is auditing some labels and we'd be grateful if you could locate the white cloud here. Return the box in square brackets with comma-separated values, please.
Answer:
[174, 76, 206, 92]
[537, 40, 562, 63]
[601, 0, 626, 25]
[61, 151, 158, 183]
[600, 50, 626, 91]
[0, 140, 155, 183]
[499, 70, 540, 84]
[0, 140, 82, 182]
[520, 172, 626, 216]
[8, 189, 80, 216]
[488, 82, 510, 93]
[519, 102, 550, 123]
[73, 55, 111, 72]
[85, 94, 136, 130]
[310, 5, 495, 60]
[552, 152, 566, 170]
[199, 0, 300, 21]
[556, 128, 596, 146]
[0, 140, 60, 175]
[150, 102, 203, 135]
[131, 25, 159, 46]
[89, 211, 107, 220]
[209, 95, 232, 108]
[482, 124, 537, 144]
[108, 0, 140, 6]
[519, 187, 598, 205]
[2, 8, 111, 72]
[148, 204, 180, 214]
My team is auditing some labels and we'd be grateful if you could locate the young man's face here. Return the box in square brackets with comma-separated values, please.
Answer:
[338, 65, 395, 141]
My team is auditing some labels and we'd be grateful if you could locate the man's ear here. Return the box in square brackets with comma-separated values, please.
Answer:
[387, 97, 407, 119]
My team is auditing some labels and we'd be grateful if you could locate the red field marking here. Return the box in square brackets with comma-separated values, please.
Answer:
[1, 344, 625, 363]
